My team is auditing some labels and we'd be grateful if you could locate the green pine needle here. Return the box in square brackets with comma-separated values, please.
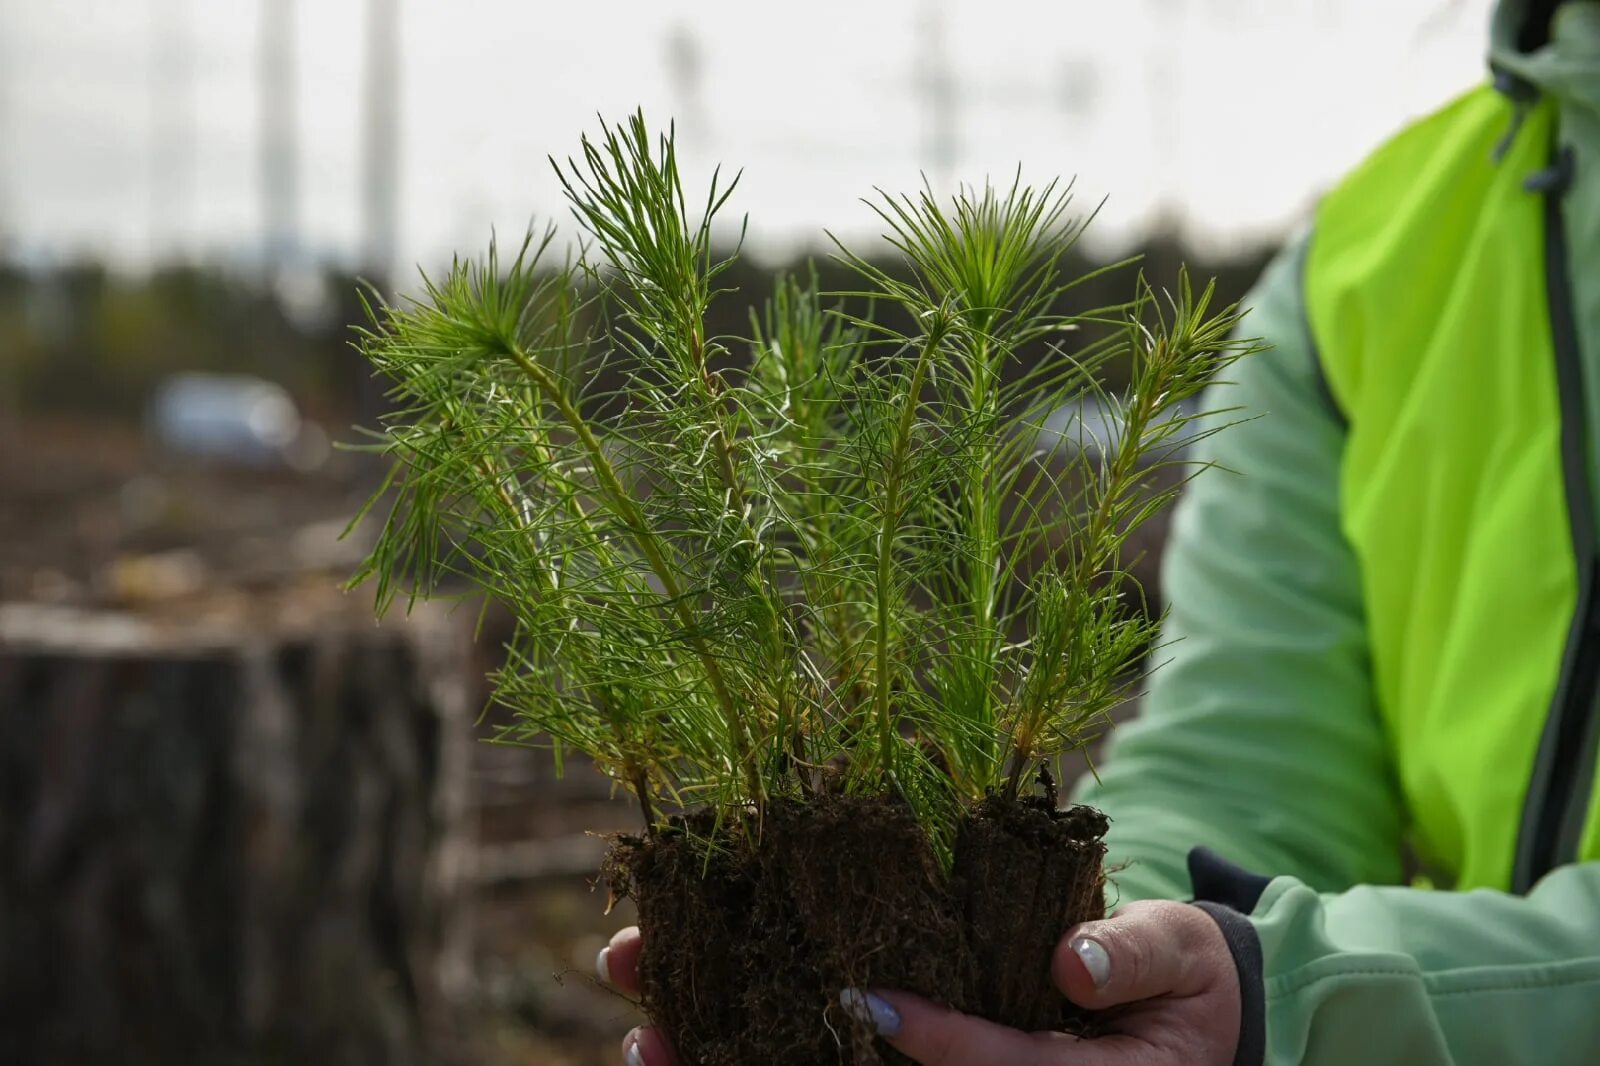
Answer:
[350, 111, 1263, 857]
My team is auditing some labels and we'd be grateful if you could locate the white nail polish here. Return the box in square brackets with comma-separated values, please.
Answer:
[596, 946, 612, 984]
[626, 1042, 645, 1066]
[1072, 936, 1111, 989]
[839, 988, 902, 1036]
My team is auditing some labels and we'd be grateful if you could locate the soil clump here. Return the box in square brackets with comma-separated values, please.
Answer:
[604, 793, 1108, 1064]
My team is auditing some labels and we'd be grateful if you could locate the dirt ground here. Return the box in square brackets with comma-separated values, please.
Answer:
[4, 418, 655, 1064]
[457, 750, 647, 1066]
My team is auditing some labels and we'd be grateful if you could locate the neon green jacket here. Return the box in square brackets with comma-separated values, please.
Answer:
[1072, 2, 1600, 1062]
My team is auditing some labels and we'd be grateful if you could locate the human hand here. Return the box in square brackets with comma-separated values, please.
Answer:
[858, 900, 1241, 1065]
[595, 926, 677, 1066]
[602, 899, 1241, 1066]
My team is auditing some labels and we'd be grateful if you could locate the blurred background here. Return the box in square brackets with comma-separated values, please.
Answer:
[0, 2, 1492, 1063]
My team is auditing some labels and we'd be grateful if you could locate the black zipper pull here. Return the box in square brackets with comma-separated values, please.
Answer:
[1491, 66, 1541, 163]
[1525, 144, 1577, 195]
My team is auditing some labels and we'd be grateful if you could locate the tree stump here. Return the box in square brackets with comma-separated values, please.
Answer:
[0, 602, 474, 1066]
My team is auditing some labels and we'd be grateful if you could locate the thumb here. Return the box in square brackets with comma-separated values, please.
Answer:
[1051, 900, 1220, 1010]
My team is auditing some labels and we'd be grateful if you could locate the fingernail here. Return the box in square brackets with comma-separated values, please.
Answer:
[1071, 936, 1111, 989]
[595, 946, 612, 985]
[625, 1040, 645, 1066]
[839, 988, 902, 1037]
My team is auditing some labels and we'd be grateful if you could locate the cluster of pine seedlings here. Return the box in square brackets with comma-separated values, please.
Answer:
[350, 113, 1257, 861]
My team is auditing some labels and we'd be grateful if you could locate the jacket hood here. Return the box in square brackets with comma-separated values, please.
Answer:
[1490, 0, 1600, 112]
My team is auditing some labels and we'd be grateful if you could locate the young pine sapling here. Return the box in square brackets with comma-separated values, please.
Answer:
[349, 113, 1260, 1060]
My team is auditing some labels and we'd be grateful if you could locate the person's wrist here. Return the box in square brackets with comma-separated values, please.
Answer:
[1187, 848, 1270, 1066]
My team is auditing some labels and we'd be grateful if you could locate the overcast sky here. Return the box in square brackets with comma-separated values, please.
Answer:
[0, 0, 1495, 273]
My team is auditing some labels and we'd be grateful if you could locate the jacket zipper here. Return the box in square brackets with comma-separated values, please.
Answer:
[1512, 141, 1598, 893]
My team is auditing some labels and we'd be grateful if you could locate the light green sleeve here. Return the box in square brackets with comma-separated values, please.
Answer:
[1251, 863, 1600, 1064]
[1074, 240, 1600, 1063]
[1072, 234, 1405, 903]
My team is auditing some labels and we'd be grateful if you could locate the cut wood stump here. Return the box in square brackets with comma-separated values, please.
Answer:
[0, 601, 474, 1066]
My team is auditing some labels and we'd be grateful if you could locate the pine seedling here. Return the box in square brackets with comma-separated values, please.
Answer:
[350, 113, 1260, 857]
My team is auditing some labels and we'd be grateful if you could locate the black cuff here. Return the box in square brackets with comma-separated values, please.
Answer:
[1188, 848, 1267, 1066]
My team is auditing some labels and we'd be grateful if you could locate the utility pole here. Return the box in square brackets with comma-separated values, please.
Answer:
[150, 0, 194, 263]
[355, 0, 401, 422]
[361, 0, 400, 288]
[0, 0, 12, 443]
[1144, 0, 1183, 219]
[1058, 57, 1097, 134]
[914, 0, 959, 194]
[0, 0, 13, 258]
[259, 0, 299, 274]
[664, 23, 708, 150]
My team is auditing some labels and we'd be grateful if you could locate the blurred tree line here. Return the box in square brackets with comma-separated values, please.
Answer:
[0, 230, 1276, 427]
[0, 261, 371, 423]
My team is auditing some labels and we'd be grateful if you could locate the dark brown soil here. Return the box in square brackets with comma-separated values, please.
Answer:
[603, 794, 1107, 1065]
[953, 796, 1108, 1035]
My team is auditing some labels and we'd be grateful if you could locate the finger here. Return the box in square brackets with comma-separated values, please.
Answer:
[597, 926, 645, 996]
[621, 1025, 677, 1066]
[856, 989, 1086, 1066]
[1052, 900, 1218, 1009]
